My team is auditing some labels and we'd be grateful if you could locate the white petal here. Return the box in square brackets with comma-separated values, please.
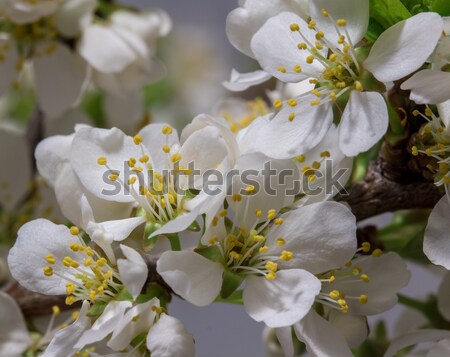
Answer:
[266, 201, 357, 274]
[35, 133, 74, 187]
[34, 43, 88, 118]
[338, 90, 388, 157]
[364, 13, 444, 83]
[328, 310, 368, 347]
[104, 92, 144, 134]
[0, 39, 19, 96]
[253, 97, 333, 159]
[117, 245, 148, 300]
[75, 301, 132, 349]
[294, 310, 353, 357]
[326, 252, 410, 315]
[243, 269, 321, 328]
[226, 0, 309, 58]
[428, 338, 450, 357]
[0, 127, 32, 210]
[424, 195, 450, 269]
[55, 0, 96, 38]
[2, 1, 58, 24]
[222, 69, 271, 92]
[309, 0, 369, 46]
[147, 314, 195, 357]
[438, 272, 450, 321]
[71, 126, 148, 202]
[401, 70, 450, 104]
[157, 251, 224, 306]
[41, 301, 91, 357]
[44, 109, 90, 137]
[138, 123, 179, 172]
[437, 100, 450, 130]
[7, 219, 85, 295]
[275, 327, 295, 357]
[384, 330, 450, 357]
[149, 208, 201, 238]
[108, 299, 159, 351]
[0, 291, 30, 356]
[79, 24, 136, 72]
[251, 12, 324, 82]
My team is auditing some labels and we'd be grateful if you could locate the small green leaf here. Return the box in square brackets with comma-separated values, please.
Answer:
[220, 269, 244, 299]
[194, 245, 223, 262]
[370, 0, 411, 30]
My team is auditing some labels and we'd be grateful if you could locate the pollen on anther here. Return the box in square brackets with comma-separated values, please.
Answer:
[133, 135, 143, 145]
[97, 157, 107, 166]
[70, 226, 79, 236]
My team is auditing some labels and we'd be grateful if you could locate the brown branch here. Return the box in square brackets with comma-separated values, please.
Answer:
[336, 157, 443, 221]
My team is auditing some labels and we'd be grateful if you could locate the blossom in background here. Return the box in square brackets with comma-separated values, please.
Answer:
[226, 0, 443, 157]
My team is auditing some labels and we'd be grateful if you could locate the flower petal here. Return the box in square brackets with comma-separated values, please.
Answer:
[55, 0, 96, 38]
[0, 291, 30, 356]
[74, 301, 132, 349]
[310, 0, 369, 46]
[294, 310, 353, 357]
[384, 330, 450, 357]
[243, 269, 321, 328]
[338, 90, 388, 156]
[157, 251, 224, 306]
[328, 310, 368, 347]
[8, 219, 86, 295]
[438, 272, 450, 321]
[34, 42, 88, 118]
[226, 0, 309, 58]
[266, 201, 357, 274]
[117, 245, 148, 300]
[41, 301, 91, 357]
[424, 195, 450, 269]
[401, 70, 450, 104]
[364, 13, 444, 83]
[222, 69, 271, 92]
[252, 97, 333, 159]
[251, 12, 324, 83]
[147, 314, 196, 357]
[428, 338, 450, 357]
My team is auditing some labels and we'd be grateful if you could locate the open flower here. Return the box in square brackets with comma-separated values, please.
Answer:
[157, 198, 357, 328]
[241, 0, 443, 157]
[70, 119, 238, 238]
[8, 219, 148, 305]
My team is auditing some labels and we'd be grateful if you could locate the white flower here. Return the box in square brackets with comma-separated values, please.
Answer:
[0, 124, 32, 211]
[157, 199, 357, 328]
[0, 291, 31, 356]
[70, 119, 238, 238]
[8, 219, 148, 305]
[74, 298, 195, 357]
[242, 1, 443, 157]
[0, 0, 59, 24]
[385, 330, 450, 357]
[79, 9, 171, 97]
[401, 18, 450, 104]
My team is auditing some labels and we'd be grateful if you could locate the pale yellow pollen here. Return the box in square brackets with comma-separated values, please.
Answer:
[412, 110, 420, 116]
[254, 235, 265, 243]
[310, 99, 321, 106]
[128, 158, 136, 167]
[361, 242, 371, 253]
[274, 218, 284, 225]
[273, 99, 283, 109]
[85, 247, 94, 257]
[152, 306, 166, 314]
[97, 157, 107, 166]
[372, 249, 383, 257]
[308, 175, 317, 183]
[276, 238, 285, 246]
[162, 125, 173, 135]
[70, 226, 79, 236]
[306, 55, 315, 64]
[109, 173, 119, 181]
[321, 8, 329, 17]
[425, 108, 433, 117]
[133, 135, 143, 145]
[128, 176, 137, 185]
[290, 23, 300, 31]
[259, 246, 269, 253]
[43, 266, 53, 276]
[265, 261, 278, 272]
[329, 275, 335, 283]
[46, 254, 56, 264]
[329, 290, 340, 299]
[338, 35, 345, 44]
[315, 41, 324, 50]
[361, 274, 370, 282]
[308, 20, 316, 29]
[66, 295, 76, 306]
[337, 19, 347, 26]
[311, 89, 322, 98]
[171, 153, 182, 163]
[355, 81, 363, 92]
[139, 155, 149, 163]
[267, 209, 276, 220]
[162, 145, 170, 153]
[411, 146, 419, 156]
[277, 66, 287, 73]
[297, 42, 307, 50]
[288, 112, 295, 122]
[265, 271, 277, 280]
[280, 250, 293, 261]
[255, 209, 262, 218]
[359, 294, 368, 304]
[293, 64, 302, 73]
[288, 99, 297, 107]
[245, 185, 256, 194]
[232, 193, 242, 202]
[329, 53, 338, 62]
[52, 305, 60, 316]
[296, 154, 306, 163]
[336, 81, 346, 89]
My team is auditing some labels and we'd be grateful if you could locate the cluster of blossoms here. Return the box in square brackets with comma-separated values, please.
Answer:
[1, 0, 450, 356]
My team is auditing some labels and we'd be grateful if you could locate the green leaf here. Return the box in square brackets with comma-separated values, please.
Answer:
[370, 0, 411, 30]
[194, 245, 223, 263]
[430, 0, 450, 15]
[220, 269, 244, 299]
